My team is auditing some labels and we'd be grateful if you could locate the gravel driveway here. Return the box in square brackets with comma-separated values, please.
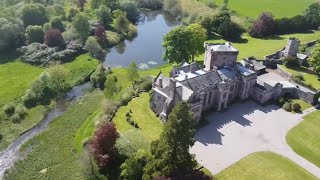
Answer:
[190, 101, 320, 178]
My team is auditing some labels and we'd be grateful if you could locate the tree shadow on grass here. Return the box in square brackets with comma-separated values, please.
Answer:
[0, 51, 19, 64]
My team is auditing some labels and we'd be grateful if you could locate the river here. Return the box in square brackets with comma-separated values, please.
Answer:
[0, 82, 92, 179]
[103, 10, 181, 69]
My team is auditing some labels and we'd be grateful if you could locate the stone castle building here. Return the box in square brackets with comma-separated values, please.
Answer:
[150, 42, 286, 123]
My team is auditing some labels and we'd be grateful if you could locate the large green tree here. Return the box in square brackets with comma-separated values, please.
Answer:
[304, 2, 320, 29]
[162, 26, 192, 63]
[72, 12, 90, 41]
[113, 10, 130, 34]
[143, 102, 197, 179]
[186, 24, 207, 61]
[127, 61, 139, 82]
[21, 3, 48, 27]
[25, 25, 44, 44]
[95, 5, 112, 26]
[310, 44, 320, 74]
[0, 18, 24, 52]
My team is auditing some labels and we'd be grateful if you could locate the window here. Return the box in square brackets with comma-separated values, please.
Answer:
[208, 92, 212, 104]
[223, 92, 227, 98]
[203, 93, 207, 106]
[231, 85, 235, 92]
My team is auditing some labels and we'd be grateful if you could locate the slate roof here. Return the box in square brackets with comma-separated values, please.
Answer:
[206, 42, 238, 52]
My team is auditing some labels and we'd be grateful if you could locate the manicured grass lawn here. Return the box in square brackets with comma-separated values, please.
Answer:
[290, 99, 313, 112]
[112, 93, 163, 143]
[0, 61, 43, 106]
[287, 110, 320, 168]
[281, 65, 320, 90]
[213, 0, 317, 18]
[215, 152, 317, 180]
[197, 32, 320, 61]
[0, 105, 47, 151]
[4, 91, 104, 180]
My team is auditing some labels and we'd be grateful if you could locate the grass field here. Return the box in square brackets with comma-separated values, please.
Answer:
[4, 91, 104, 180]
[290, 99, 313, 112]
[0, 61, 43, 106]
[112, 93, 163, 143]
[215, 152, 317, 180]
[287, 110, 320, 168]
[213, 0, 318, 18]
[280, 65, 320, 90]
[197, 32, 320, 61]
[0, 105, 48, 151]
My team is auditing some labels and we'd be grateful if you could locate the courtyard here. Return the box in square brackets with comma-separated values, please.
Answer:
[190, 101, 320, 178]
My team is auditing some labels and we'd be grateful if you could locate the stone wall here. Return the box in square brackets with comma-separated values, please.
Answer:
[276, 65, 292, 79]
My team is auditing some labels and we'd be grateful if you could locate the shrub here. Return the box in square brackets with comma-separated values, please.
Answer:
[136, 0, 163, 10]
[249, 12, 276, 38]
[134, 122, 139, 128]
[11, 113, 22, 123]
[282, 102, 292, 112]
[292, 103, 302, 112]
[44, 29, 65, 48]
[292, 73, 305, 83]
[22, 89, 38, 108]
[0, 133, 3, 142]
[130, 120, 135, 126]
[15, 104, 27, 117]
[25, 25, 44, 44]
[277, 97, 286, 106]
[284, 57, 300, 68]
[106, 31, 121, 46]
[126, 117, 131, 122]
[3, 103, 15, 116]
[126, 112, 131, 117]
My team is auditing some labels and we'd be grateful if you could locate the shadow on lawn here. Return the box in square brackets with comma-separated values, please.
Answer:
[195, 101, 280, 145]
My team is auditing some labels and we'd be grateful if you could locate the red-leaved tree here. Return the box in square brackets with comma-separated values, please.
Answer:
[44, 29, 65, 48]
[91, 122, 119, 171]
[249, 12, 276, 38]
[95, 24, 107, 47]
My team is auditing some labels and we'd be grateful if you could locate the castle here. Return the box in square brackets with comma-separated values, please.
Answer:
[150, 42, 285, 123]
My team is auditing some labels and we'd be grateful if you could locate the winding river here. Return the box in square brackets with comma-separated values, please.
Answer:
[103, 10, 181, 69]
[0, 82, 92, 179]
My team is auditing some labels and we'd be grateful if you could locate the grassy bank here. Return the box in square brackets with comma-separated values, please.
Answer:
[215, 152, 317, 180]
[287, 110, 320, 168]
[4, 91, 104, 180]
[197, 32, 320, 61]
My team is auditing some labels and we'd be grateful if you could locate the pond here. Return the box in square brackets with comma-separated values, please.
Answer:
[103, 11, 181, 69]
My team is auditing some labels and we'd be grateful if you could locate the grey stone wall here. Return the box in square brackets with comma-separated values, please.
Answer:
[277, 65, 292, 79]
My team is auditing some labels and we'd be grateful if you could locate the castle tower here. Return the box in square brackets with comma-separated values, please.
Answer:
[283, 38, 300, 57]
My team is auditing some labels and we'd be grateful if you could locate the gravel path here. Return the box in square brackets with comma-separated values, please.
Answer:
[190, 101, 320, 178]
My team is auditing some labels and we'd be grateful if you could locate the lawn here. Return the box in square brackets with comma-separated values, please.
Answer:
[4, 91, 104, 180]
[0, 61, 43, 106]
[280, 65, 320, 90]
[290, 99, 313, 112]
[213, 0, 318, 18]
[215, 152, 317, 180]
[0, 105, 48, 151]
[287, 110, 320, 168]
[197, 32, 320, 61]
[112, 93, 163, 143]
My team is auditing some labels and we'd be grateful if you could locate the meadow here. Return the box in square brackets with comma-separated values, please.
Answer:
[287, 110, 320, 168]
[215, 152, 317, 180]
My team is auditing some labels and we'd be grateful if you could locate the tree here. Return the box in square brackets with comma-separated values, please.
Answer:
[113, 10, 130, 34]
[104, 76, 117, 98]
[77, 0, 87, 11]
[120, 150, 148, 180]
[217, 20, 243, 40]
[84, 36, 103, 57]
[186, 24, 207, 61]
[292, 103, 302, 112]
[0, 18, 24, 52]
[95, 24, 107, 46]
[47, 63, 69, 95]
[50, 16, 65, 32]
[211, 10, 230, 31]
[195, 15, 214, 37]
[25, 25, 44, 44]
[304, 2, 320, 29]
[162, 25, 193, 63]
[95, 5, 112, 26]
[249, 12, 276, 38]
[119, 0, 140, 22]
[21, 3, 48, 27]
[310, 44, 320, 74]
[127, 61, 139, 82]
[143, 102, 197, 179]
[72, 12, 90, 41]
[91, 122, 119, 171]
[2, 103, 15, 116]
[44, 29, 65, 48]
[90, 64, 106, 89]
[116, 130, 149, 158]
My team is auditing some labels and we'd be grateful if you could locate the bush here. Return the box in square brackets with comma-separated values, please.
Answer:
[22, 89, 38, 108]
[284, 57, 300, 68]
[126, 112, 131, 117]
[277, 97, 286, 106]
[3, 103, 15, 116]
[134, 122, 139, 128]
[292, 103, 302, 112]
[249, 12, 276, 38]
[136, 0, 163, 10]
[15, 104, 27, 117]
[11, 113, 22, 123]
[106, 31, 121, 46]
[130, 120, 135, 126]
[0, 133, 3, 142]
[292, 73, 305, 83]
[282, 102, 292, 112]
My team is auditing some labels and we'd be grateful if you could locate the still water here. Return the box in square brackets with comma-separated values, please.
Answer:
[103, 11, 181, 69]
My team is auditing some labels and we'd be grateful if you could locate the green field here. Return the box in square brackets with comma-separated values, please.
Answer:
[4, 91, 104, 180]
[215, 152, 317, 180]
[280, 65, 320, 90]
[213, 0, 318, 18]
[197, 32, 320, 61]
[287, 110, 320, 168]
[0, 61, 43, 106]
[290, 99, 313, 112]
[112, 93, 163, 143]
